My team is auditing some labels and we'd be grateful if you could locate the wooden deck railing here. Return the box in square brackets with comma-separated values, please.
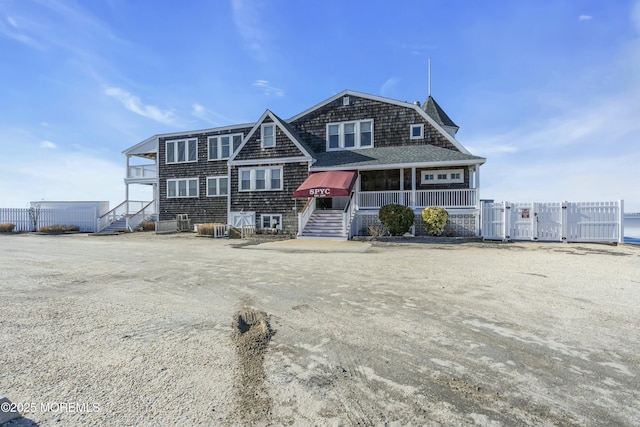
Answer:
[358, 189, 478, 209]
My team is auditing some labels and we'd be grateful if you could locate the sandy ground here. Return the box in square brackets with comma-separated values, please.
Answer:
[0, 232, 639, 426]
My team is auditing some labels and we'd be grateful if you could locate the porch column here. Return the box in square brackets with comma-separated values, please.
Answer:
[399, 168, 404, 206]
[475, 166, 481, 208]
[411, 167, 416, 208]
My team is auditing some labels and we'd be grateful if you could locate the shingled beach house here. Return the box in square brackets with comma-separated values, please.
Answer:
[120, 90, 486, 239]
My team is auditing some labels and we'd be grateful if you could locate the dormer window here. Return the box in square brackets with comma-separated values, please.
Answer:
[410, 124, 424, 140]
[326, 119, 373, 151]
[261, 124, 275, 148]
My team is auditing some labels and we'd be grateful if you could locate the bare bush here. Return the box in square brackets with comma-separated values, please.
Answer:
[39, 224, 80, 233]
[0, 223, 16, 232]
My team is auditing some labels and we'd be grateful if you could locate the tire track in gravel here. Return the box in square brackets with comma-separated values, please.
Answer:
[231, 307, 274, 425]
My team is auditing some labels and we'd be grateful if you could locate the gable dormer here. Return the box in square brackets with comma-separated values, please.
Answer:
[229, 110, 313, 164]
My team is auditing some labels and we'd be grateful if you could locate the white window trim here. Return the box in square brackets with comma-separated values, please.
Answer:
[261, 123, 275, 148]
[206, 176, 229, 197]
[167, 178, 199, 198]
[166, 138, 198, 164]
[325, 119, 374, 151]
[260, 213, 282, 230]
[208, 133, 243, 161]
[410, 124, 424, 140]
[421, 169, 464, 185]
[238, 166, 283, 192]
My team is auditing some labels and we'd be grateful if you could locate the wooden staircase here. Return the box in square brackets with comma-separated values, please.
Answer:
[299, 210, 346, 240]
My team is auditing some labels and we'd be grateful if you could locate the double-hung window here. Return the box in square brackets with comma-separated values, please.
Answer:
[166, 139, 197, 164]
[238, 166, 283, 191]
[326, 119, 373, 151]
[260, 214, 282, 230]
[208, 133, 243, 160]
[167, 178, 199, 198]
[206, 176, 229, 197]
[261, 124, 275, 148]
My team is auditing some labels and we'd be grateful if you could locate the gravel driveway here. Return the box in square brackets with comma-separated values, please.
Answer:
[0, 233, 638, 426]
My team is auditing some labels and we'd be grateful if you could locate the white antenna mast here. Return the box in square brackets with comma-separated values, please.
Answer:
[428, 57, 431, 97]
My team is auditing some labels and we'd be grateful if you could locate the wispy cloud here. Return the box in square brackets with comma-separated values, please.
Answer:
[191, 103, 238, 126]
[104, 87, 178, 125]
[578, 15, 593, 21]
[253, 80, 284, 97]
[0, 14, 43, 48]
[466, 87, 640, 209]
[633, 0, 640, 33]
[40, 140, 57, 149]
[380, 78, 399, 97]
[395, 42, 437, 57]
[231, 0, 268, 62]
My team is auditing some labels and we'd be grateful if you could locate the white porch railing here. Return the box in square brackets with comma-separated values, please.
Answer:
[358, 189, 478, 209]
[127, 164, 156, 179]
[297, 198, 316, 236]
[98, 200, 153, 232]
[359, 191, 411, 208]
[127, 200, 156, 231]
[415, 189, 477, 208]
[343, 193, 358, 238]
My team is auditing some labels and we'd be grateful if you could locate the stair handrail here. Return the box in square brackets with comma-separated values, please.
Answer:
[126, 200, 157, 231]
[343, 192, 358, 238]
[98, 200, 150, 232]
[297, 197, 315, 236]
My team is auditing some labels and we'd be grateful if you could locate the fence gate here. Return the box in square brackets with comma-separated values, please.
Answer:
[481, 201, 623, 243]
[534, 202, 563, 241]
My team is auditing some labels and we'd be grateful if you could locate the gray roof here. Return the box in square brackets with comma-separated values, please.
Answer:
[270, 111, 316, 157]
[422, 96, 458, 129]
[312, 145, 485, 169]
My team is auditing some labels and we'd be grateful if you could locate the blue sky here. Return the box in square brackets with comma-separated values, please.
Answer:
[1, 0, 639, 212]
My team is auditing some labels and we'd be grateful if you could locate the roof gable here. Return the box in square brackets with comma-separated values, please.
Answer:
[229, 110, 314, 164]
[288, 89, 470, 154]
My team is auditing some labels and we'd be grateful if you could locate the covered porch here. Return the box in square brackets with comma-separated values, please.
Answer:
[358, 188, 477, 209]
[355, 165, 481, 209]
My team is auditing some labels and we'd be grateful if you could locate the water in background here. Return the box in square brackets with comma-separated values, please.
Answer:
[624, 215, 640, 245]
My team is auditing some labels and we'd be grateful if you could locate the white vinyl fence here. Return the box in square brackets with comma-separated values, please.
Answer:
[482, 201, 624, 243]
[0, 208, 98, 232]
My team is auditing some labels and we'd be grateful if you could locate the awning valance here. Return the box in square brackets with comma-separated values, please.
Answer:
[292, 170, 358, 198]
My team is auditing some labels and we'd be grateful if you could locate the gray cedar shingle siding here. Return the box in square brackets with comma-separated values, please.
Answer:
[158, 126, 252, 223]
[230, 162, 308, 234]
[290, 95, 459, 153]
[233, 117, 308, 161]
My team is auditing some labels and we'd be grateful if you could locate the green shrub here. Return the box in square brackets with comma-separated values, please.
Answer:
[140, 221, 155, 231]
[0, 223, 16, 232]
[421, 207, 449, 236]
[378, 204, 415, 236]
[39, 224, 80, 233]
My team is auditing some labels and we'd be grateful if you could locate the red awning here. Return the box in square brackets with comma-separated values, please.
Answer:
[292, 170, 358, 198]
